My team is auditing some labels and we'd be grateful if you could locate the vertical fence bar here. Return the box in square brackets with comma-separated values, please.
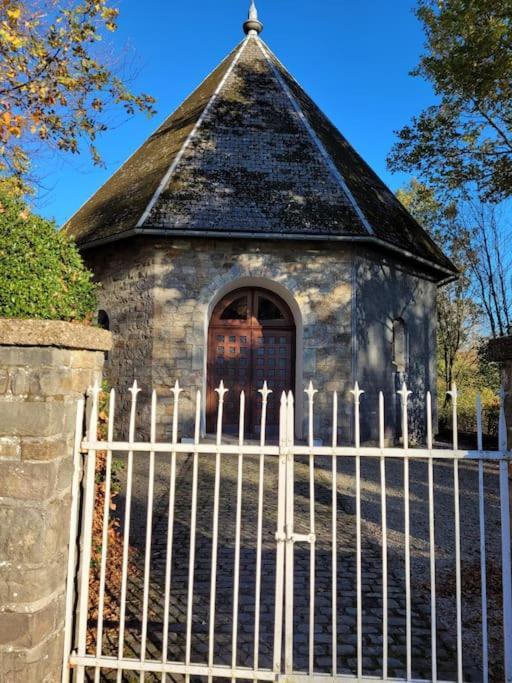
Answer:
[140, 391, 157, 682]
[208, 381, 227, 683]
[117, 381, 141, 683]
[427, 391, 437, 683]
[62, 397, 85, 683]
[273, 392, 287, 675]
[162, 381, 182, 682]
[499, 387, 512, 683]
[398, 382, 412, 682]
[477, 394, 488, 683]
[254, 383, 271, 672]
[285, 392, 295, 675]
[94, 390, 116, 683]
[306, 382, 317, 675]
[332, 391, 338, 677]
[379, 392, 388, 681]
[75, 383, 100, 683]
[351, 382, 364, 680]
[185, 391, 202, 683]
[449, 384, 463, 683]
[231, 392, 245, 683]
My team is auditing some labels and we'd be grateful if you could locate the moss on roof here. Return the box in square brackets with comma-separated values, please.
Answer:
[64, 35, 456, 278]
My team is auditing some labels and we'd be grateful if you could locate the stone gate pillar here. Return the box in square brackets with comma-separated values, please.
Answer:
[0, 320, 111, 683]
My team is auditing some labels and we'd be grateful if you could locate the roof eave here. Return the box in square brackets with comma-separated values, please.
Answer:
[76, 226, 458, 283]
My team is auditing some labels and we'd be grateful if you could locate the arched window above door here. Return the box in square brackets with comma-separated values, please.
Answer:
[211, 288, 294, 327]
[220, 296, 248, 321]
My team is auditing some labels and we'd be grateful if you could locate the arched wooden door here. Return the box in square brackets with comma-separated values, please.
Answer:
[207, 288, 296, 436]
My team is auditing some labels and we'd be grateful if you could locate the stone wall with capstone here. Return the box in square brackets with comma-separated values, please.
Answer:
[0, 320, 111, 683]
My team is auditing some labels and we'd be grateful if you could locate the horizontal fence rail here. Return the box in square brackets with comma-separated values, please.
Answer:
[63, 380, 512, 683]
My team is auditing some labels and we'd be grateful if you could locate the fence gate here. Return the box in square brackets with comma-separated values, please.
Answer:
[62, 380, 512, 683]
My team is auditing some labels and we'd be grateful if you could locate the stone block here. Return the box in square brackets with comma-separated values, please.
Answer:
[0, 554, 66, 605]
[69, 349, 104, 370]
[21, 436, 69, 462]
[0, 402, 64, 438]
[0, 497, 70, 564]
[0, 592, 62, 648]
[0, 346, 71, 369]
[0, 436, 20, 460]
[0, 460, 61, 501]
[0, 368, 8, 394]
[11, 368, 30, 396]
[304, 348, 317, 374]
[70, 366, 95, 395]
[32, 369, 73, 397]
[0, 627, 63, 683]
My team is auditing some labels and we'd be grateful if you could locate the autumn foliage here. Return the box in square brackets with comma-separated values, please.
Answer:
[0, 0, 155, 185]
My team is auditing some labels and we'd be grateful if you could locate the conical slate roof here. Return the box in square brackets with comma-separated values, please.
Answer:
[64, 15, 456, 278]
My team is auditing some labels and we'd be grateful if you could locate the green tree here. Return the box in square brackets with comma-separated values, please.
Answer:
[388, 0, 512, 202]
[0, 0, 155, 186]
[0, 180, 96, 320]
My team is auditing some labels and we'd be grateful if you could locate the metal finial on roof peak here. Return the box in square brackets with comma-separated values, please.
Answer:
[243, 0, 263, 36]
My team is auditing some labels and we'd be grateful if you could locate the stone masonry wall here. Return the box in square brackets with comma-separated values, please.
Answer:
[87, 237, 354, 440]
[153, 238, 354, 439]
[83, 239, 155, 436]
[355, 249, 438, 443]
[86, 236, 438, 444]
[0, 321, 110, 682]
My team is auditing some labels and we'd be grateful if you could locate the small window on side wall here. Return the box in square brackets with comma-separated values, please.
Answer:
[98, 310, 110, 331]
[392, 318, 408, 373]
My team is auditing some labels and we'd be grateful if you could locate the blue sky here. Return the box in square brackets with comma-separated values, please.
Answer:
[36, 0, 435, 226]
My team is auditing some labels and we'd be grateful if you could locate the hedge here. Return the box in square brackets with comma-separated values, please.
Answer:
[0, 187, 96, 321]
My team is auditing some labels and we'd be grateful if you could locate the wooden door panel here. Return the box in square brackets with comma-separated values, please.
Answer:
[252, 330, 294, 436]
[207, 288, 295, 437]
[208, 329, 252, 434]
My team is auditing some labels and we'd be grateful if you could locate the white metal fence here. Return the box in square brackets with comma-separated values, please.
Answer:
[62, 380, 512, 683]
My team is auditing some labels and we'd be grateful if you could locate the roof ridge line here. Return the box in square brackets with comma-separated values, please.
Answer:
[136, 37, 250, 228]
[256, 39, 375, 237]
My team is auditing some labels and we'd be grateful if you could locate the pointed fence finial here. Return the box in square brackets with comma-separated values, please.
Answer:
[350, 381, 365, 403]
[397, 381, 412, 404]
[243, 0, 263, 36]
[258, 380, 272, 402]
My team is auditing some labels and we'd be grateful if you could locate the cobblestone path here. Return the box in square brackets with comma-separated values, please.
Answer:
[93, 451, 482, 682]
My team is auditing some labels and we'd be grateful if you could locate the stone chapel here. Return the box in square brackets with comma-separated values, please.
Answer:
[64, 3, 457, 441]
